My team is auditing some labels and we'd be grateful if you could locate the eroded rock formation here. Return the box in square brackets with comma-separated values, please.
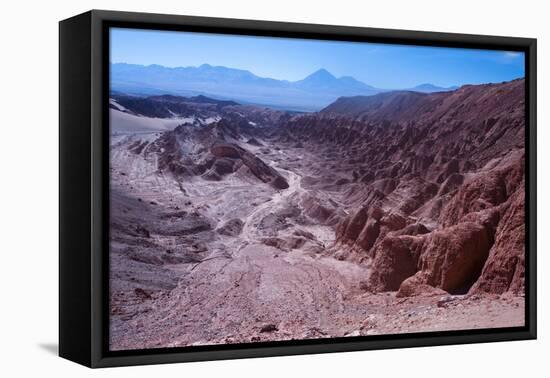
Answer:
[278, 79, 526, 296]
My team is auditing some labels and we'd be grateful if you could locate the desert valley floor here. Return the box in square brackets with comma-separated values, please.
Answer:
[109, 80, 526, 350]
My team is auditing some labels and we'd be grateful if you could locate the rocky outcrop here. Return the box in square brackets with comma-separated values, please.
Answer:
[368, 235, 424, 291]
[280, 79, 526, 296]
[211, 143, 242, 159]
[364, 181, 525, 297]
[356, 218, 380, 251]
[416, 222, 493, 293]
[439, 151, 524, 228]
[470, 188, 525, 294]
[211, 143, 289, 189]
[339, 206, 369, 241]
[367, 220, 494, 294]
[147, 128, 290, 190]
[396, 273, 448, 298]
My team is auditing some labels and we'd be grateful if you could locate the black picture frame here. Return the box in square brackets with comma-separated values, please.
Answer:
[59, 9, 537, 368]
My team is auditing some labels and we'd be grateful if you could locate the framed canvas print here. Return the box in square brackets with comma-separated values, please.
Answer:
[59, 10, 536, 368]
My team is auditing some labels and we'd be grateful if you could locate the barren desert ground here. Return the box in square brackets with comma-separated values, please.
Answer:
[109, 80, 526, 350]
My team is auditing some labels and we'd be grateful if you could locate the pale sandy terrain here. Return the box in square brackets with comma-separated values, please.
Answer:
[110, 108, 220, 133]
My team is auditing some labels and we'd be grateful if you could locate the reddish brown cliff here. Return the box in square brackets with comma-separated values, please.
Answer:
[279, 79, 526, 296]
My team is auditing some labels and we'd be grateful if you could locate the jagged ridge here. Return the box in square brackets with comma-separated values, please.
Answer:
[279, 78, 526, 296]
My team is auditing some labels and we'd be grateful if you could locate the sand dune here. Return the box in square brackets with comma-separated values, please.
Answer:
[110, 108, 196, 133]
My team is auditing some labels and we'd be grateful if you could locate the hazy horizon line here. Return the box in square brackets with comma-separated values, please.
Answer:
[111, 61, 527, 90]
[111, 61, 469, 90]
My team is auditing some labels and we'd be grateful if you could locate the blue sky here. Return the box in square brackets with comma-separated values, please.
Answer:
[110, 28, 525, 89]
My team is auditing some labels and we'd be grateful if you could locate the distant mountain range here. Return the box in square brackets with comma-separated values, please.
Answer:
[111, 63, 458, 111]
[407, 83, 459, 93]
